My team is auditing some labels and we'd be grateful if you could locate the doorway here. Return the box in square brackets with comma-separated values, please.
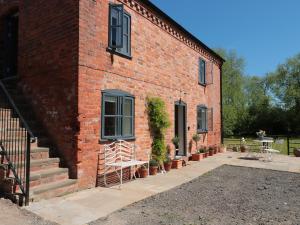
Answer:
[174, 101, 187, 156]
[1, 12, 18, 79]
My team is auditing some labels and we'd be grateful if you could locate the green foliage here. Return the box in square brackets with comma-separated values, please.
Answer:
[215, 48, 247, 136]
[151, 138, 167, 164]
[149, 159, 159, 167]
[215, 48, 300, 136]
[163, 156, 172, 163]
[147, 97, 171, 164]
[171, 136, 180, 148]
[197, 148, 206, 154]
[192, 133, 200, 150]
[147, 97, 171, 136]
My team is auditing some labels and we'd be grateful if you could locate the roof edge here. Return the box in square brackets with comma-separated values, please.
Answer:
[143, 0, 225, 63]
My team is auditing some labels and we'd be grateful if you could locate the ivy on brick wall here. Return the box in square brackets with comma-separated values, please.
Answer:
[147, 97, 170, 165]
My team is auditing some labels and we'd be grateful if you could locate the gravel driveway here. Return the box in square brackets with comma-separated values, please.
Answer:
[90, 165, 300, 225]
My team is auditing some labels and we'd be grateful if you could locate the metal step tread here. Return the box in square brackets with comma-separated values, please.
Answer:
[30, 179, 77, 196]
[30, 167, 69, 181]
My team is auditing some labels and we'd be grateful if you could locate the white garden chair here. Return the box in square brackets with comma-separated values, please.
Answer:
[103, 140, 149, 188]
[263, 139, 283, 161]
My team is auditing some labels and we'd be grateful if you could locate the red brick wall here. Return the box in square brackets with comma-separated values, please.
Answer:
[17, 0, 79, 178]
[77, 0, 223, 188]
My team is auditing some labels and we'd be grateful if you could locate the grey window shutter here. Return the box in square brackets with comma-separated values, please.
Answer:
[207, 108, 213, 131]
[109, 4, 124, 49]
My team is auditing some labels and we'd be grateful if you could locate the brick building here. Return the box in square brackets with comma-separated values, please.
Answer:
[0, 0, 224, 201]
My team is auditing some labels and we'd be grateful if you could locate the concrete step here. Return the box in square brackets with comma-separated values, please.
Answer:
[30, 179, 77, 201]
[30, 167, 69, 188]
[5, 147, 50, 160]
[15, 158, 60, 172]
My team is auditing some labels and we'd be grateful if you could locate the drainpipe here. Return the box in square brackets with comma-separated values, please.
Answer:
[220, 63, 224, 144]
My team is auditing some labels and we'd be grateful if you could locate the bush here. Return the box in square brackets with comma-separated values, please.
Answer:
[149, 159, 159, 167]
[147, 97, 170, 165]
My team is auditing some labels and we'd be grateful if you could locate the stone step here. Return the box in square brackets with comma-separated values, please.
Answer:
[15, 158, 60, 172]
[30, 168, 69, 188]
[4, 147, 50, 160]
[30, 179, 77, 201]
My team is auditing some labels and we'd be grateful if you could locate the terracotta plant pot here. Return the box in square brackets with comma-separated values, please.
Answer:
[240, 145, 247, 153]
[192, 153, 204, 161]
[172, 159, 182, 169]
[204, 152, 208, 158]
[164, 162, 172, 172]
[149, 166, 158, 175]
[139, 168, 148, 178]
[232, 146, 238, 152]
[294, 148, 300, 157]
[209, 150, 214, 156]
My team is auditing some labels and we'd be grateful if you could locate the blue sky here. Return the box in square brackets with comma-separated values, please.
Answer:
[151, 0, 300, 76]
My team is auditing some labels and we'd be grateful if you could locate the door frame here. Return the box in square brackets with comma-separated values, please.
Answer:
[174, 100, 187, 156]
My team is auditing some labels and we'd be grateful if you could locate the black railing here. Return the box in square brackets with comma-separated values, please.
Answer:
[0, 81, 35, 205]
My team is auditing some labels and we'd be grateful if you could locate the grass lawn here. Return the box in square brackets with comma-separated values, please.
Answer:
[224, 136, 300, 155]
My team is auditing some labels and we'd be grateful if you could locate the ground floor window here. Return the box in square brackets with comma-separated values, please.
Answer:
[197, 105, 208, 133]
[101, 90, 134, 140]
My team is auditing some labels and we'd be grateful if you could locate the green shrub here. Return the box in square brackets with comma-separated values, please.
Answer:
[171, 136, 180, 149]
[147, 97, 171, 165]
[149, 159, 159, 167]
[192, 133, 201, 149]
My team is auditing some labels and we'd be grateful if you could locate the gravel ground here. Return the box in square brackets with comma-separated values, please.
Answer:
[90, 165, 300, 225]
[0, 198, 57, 225]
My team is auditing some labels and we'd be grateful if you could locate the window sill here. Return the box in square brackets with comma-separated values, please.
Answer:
[106, 47, 132, 60]
[198, 82, 207, 87]
[99, 136, 136, 144]
[197, 130, 208, 134]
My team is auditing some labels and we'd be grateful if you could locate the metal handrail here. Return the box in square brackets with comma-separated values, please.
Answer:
[0, 80, 36, 205]
[0, 81, 36, 142]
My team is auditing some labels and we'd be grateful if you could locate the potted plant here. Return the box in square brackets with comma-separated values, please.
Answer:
[240, 137, 247, 153]
[192, 133, 201, 150]
[172, 158, 183, 169]
[294, 148, 300, 157]
[208, 146, 214, 156]
[163, 156, 172, 172]
[172, 136, 180, 156]
[149, 159, 159, 175]
[192, 148, 205, 161]
[139, 164, 148, 178]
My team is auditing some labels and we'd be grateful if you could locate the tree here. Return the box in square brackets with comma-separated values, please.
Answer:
[266, 53, 300, 133]
[215, 48, 247, 136]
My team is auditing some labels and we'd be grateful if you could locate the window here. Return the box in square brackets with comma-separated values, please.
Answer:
[199, 59, 206, 85]
[108, 4, 131, 57]
[101, 90, 134, 140]
[197, 105, 208, 133]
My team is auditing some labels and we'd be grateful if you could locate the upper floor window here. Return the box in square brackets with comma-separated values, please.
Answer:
[199, 59, 206, 85]
[101, 90, 134, 140]
[108, 4, 131, 57]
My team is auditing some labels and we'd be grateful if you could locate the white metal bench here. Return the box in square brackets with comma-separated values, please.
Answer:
[103, 140, 149, 187]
